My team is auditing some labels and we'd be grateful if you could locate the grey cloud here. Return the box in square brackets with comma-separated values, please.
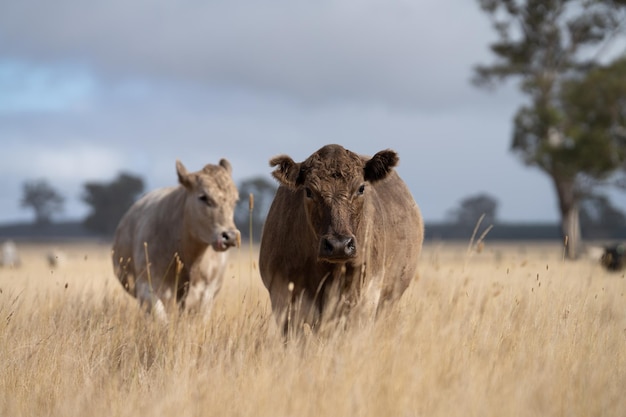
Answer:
[0, 0, 494, 108]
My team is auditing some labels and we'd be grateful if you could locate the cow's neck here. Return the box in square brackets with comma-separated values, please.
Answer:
[174, 189, 210, 266]
[180, 222, 209, 264]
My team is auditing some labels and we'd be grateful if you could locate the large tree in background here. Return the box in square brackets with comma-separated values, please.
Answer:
[474, 0, 626, 259]
[82, 173, 144, 236]
[20, 179, 65, 226]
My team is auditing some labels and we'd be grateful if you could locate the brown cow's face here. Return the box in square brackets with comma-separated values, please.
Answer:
[303, 174, 364, 262]
[270, 144, 398, 263]
[177, 159, 240, 251]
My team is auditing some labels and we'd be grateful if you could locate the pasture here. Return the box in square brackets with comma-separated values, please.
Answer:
[0, 240, 624, 417]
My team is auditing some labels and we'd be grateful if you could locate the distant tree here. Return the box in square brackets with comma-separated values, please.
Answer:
[234, 176, 277, 241]
[448, 193, 499, 228]
[579, 193, 626, 236]
[474, 0, 626, 259]
[20, 179, 65, 226]
[82, 173, 144, 236]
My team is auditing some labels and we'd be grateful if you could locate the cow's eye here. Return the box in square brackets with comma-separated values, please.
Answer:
[198, 194, 215, 207]
[357, 184, 365, 195]
[305, 188, 313, 198]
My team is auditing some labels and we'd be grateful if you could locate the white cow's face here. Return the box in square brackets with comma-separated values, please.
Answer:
[177, 159, 240, 251]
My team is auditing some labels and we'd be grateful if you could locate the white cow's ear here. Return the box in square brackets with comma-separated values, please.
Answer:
[219, 158, 232, 174]
[176, 160, 192, 189]
[364, 150, 398, 183]
[269, 155, 301, 189]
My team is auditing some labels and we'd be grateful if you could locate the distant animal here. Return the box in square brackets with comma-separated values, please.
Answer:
[259, 144, 424, 333]
[600, 243, 625, 272]
[112, 159, 241, 321]
[0, 240, 20, 268]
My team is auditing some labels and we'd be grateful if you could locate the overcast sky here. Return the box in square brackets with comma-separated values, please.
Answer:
[1, 0, 624, 225]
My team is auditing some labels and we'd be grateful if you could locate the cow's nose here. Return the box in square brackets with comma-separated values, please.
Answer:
[221, 229, 241, 248]
[319, 235, 356, 260]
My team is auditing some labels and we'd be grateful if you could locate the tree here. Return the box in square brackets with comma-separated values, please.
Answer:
[474, 0, 626, 259]
[448, 193, 499, 228]
[82, 173, 144, 236]
[20, 179, 65, 226]
[234, 176, 277, 241]
[560, 56, 626, 178]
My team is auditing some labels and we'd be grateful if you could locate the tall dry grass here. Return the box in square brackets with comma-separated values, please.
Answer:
[0, 240, 624, 417]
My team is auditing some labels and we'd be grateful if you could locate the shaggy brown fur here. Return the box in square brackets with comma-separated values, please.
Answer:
[259, 144, 424, 333]
[112, 159, 240, 321]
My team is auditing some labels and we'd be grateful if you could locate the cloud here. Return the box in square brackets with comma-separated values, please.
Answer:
[0, 0, 494, 108]
[0, 141, 128, 192]
[0, 61, 95, 112]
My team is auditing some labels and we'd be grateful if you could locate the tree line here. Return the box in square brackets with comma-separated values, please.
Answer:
[446, 192, 626, 239]
[19, 174, 626, 242]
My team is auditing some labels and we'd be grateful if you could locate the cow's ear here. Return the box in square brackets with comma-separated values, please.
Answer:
[364, 150, 398, 183]
[176, 160, 193, 189]
[219, 158, 232, 174]
[270, 155, 302, 188]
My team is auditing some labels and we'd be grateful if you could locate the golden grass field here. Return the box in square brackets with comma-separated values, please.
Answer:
[0, 239, 624, 417]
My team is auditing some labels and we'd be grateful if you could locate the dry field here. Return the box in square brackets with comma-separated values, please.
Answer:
[0, 239, 624, 417]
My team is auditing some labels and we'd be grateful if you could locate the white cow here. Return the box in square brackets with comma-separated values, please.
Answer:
[112, 159, 240, 321]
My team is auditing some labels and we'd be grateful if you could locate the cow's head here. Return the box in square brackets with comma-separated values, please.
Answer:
[176, 159, 241, 251]
[270, 144, 398, 263]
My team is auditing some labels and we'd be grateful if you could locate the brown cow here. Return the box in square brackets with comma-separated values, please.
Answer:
[259, 144, 424, 333]
[112, 159, 240, 322]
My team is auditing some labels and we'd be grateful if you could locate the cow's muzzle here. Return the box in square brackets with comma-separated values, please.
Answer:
[214, 229, 241, 251]
[319, 234, 356, 261]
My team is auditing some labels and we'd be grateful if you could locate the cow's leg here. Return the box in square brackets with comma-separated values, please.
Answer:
[185, 278, 222, 321]
[267, 287, 291, 334]
[268, 284, 319, 337]
[285, 292, 325, 338]
[352, 273, 383, 327]
[361, 277, 382, 318]
[112, 254, 136, 295]
[136, 281, 168, 323]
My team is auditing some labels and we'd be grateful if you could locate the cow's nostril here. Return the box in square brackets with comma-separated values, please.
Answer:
[322, 238, 334, 255]
[345, 237, 356, 255]
[221, 230, 240, 248]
